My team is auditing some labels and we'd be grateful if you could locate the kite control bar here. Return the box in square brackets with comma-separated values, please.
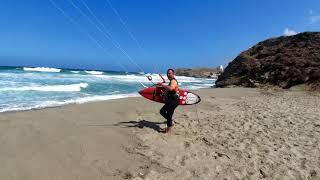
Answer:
[146, 74, 166, 87]
[146, 75, 152, 81]
[159, 74, 166, 83]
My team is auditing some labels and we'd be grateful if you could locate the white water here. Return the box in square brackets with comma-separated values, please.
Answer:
[23, 67, 61, 73]
[0, 83, 88, 92]
[84, 70, 104, 75]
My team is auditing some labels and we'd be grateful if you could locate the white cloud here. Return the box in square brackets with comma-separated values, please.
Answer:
[309, 9, 314, 15]
[283, 28, 298, 36]
[308, 10, 320, 24]
[310, 15, 320, 24]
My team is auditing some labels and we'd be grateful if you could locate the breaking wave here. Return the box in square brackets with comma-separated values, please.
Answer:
[0, 83, 88, 92]
[85, 70, 104, 75]
[23, 67, 61, 73]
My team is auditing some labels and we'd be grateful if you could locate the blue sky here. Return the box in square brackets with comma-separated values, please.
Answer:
[0, 0, 319, 72]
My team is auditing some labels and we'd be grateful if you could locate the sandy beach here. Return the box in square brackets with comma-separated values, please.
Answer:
[0, 87, 319, 180]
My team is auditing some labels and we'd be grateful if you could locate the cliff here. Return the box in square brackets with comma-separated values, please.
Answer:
[215, 32, 320, 89]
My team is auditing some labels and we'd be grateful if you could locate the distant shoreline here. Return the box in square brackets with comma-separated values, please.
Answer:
[175, 67, 222, 78]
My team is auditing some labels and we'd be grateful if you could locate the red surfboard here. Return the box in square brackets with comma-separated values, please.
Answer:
[139, 86, 201, 105]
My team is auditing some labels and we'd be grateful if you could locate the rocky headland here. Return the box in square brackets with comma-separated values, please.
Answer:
[215, 32, 320, 90]
[175, 68, 221, 78]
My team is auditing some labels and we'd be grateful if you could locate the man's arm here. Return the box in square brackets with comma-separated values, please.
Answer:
[161, 80, 177, 91]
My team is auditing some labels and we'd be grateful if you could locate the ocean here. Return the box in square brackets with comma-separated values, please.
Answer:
[0, 66, 215, 113]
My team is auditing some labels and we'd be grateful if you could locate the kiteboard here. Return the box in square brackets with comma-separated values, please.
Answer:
[139, 74, 201, 105]
[139, 86, 201, 105]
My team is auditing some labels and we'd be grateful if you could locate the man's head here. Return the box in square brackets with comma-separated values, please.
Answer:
[167, 69, 175, 80]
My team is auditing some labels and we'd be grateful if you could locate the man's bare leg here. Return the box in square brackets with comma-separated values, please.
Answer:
[165, 126, 172, 133]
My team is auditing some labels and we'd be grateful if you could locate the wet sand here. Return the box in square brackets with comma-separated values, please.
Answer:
[0, 88, 319, 179]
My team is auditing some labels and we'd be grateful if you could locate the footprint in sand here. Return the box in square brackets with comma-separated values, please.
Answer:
[180, 155, 188, 166]
[184, 141, 191, 148]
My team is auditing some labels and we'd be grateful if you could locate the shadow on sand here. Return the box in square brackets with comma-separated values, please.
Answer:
[114, 120, 166, 133]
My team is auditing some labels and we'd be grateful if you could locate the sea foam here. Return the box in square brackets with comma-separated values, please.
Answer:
[0, 83, 88, 92]
[0, 93, 138, 113]
[23, 67, 61, 73]
[85, 70, 104, 75]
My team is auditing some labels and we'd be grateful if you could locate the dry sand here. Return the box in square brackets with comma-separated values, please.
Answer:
[0, 88, 319, 180]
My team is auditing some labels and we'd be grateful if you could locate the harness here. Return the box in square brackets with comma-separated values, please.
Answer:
[163, 78, 179, 103]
